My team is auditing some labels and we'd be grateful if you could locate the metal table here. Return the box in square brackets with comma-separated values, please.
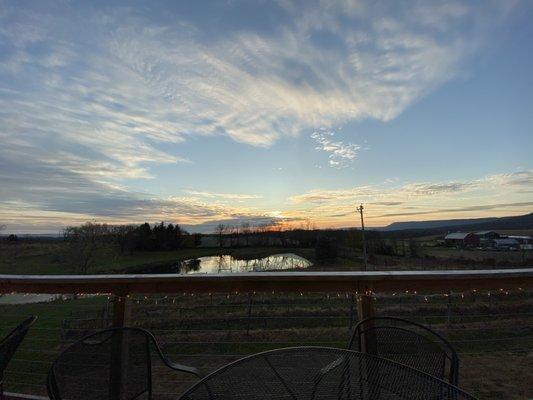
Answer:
[179, 347, 477, 400]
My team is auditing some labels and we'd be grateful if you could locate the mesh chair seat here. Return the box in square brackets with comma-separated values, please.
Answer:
[179, 347, 477, 400]
[349, 317, 459, 384]
[47, 327, 203, 400]
[0, 316, 37, 397]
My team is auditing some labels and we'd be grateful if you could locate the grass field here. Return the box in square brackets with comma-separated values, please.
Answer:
[422, 247, 529, 263]
[3, 239, 530, 277]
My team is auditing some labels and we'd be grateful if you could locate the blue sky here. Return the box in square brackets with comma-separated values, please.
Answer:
[0, 0, 532, 233]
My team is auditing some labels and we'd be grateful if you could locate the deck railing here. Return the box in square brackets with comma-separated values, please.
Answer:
[1, 268, 532, 399]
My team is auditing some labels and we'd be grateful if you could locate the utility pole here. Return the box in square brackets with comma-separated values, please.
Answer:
[356, 203, 368, 271]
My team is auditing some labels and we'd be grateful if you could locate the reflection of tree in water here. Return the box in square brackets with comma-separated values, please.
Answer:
[179, 254, 312, 274]
[216, 255, 232, 273]
[248, 255, 310, 272]
[179, 258, 201, 273]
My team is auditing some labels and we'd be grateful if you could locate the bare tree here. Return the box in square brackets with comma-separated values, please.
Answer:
[241, 222, 251, 246]
[228, 225, 239, 247]
[63, 222, 110, 273]
[111, 225, 136, 254]
[215, 224, 226, 248]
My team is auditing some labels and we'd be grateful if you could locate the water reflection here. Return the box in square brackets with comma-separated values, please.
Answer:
[0, 293, 60, 305]
[179, 253, 312, 274]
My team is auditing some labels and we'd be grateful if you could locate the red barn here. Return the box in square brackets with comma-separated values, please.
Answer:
[444, 232, 479, 247]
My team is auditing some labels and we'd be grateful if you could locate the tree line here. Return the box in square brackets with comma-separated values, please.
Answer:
[16, 220, 421, 273]
[62, 222, 200, 273]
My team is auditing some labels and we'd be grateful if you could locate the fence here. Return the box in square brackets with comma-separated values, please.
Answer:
[1, 269, 532, 399]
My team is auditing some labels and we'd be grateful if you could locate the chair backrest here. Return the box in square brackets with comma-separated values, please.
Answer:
[47, 327, 155, 400]
[0, 316, 37, 380]
[349, 316, 459, 384]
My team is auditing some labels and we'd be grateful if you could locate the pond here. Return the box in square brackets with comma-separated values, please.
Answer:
[181, 253, 312, 274]
[0, 293, 60, 305]
[129, 253, 312, 274]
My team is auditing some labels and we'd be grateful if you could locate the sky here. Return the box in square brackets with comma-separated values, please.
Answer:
[0, 0, 532, 234]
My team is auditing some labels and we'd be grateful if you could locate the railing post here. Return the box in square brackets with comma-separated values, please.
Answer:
[246, 292, 254, 336]
[112, 293, 131, 328]
[110, 292, 131, 399]
[446, 293, 453, 329]
[357, 295, 375, 322]
[357, 294, 376, 353]
[357, 294, 379, 400]
[349, 293, 355, 330]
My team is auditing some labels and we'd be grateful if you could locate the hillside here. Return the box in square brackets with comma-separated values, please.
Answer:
[380, 217, 497, 231]
[374, 213, 533, 237]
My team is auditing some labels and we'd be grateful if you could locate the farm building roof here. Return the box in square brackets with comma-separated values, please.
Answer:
[445, 232, 472, 240]
[494, 238, 519, 245]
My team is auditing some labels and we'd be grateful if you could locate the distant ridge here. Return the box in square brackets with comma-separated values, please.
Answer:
[380, 217, 497, 231]
[375, 213, 533, 236]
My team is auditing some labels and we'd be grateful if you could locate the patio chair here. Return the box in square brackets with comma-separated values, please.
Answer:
[349, 316, 459, 384]
[47, 327, 204, 400]
[0, 316, 37, 399]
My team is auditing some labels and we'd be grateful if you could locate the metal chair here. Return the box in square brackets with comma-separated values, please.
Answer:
[47, 327, 204, 400]
[179, 346, 477, 400]
[0, 316, 37, 399]
[349, 316, 459, 384]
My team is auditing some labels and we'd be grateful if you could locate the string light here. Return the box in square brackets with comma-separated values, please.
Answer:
[2, 287, 528, 304]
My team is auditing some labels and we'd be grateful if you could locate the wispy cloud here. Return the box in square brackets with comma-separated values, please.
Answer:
[378, 202, 533, 218]
[311, 130, 360, 168]
[287, 170, 533, 225]
[183, 190, 262, 200]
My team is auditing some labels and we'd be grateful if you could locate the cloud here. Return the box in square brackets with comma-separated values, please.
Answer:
[378, 202, 533, 218]
[289, 175, 492, 206]
[0, 145, 266, 230]
[183, 190, 262, 200]
[482, 171, 533, 188]
[287, 170, 533, 224]
[311, 130, 360, 168]
[373, 202, 404, 206]
[1, 1, 511, 153]
[181, 216, 301, 234]
[395, 182, 475, 197]
[289, 186, 378, 204]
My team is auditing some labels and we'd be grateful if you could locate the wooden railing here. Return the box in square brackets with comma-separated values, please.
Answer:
[2, 268, 532, 293]
[1, 268, 532, 327]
